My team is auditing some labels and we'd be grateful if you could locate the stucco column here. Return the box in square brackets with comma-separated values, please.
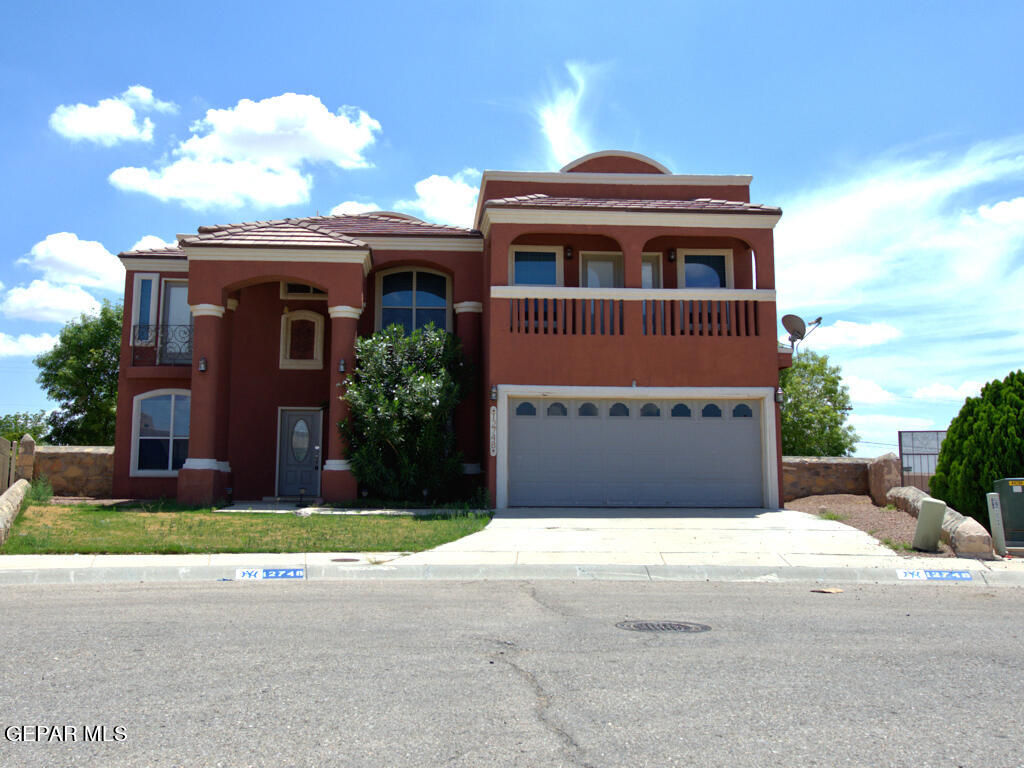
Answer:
[454, 302, 483, 475]
[321, 305, 360, 502]
[214, 297, 237, 484]
[621, 234, 646, 340]
[177, 304, 227, 505]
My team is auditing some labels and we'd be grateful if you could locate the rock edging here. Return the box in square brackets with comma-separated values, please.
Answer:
[886, 486, 995, 560]
[0, 479, 30, 545]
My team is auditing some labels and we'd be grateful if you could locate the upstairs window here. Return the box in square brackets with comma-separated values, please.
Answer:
[132, 273, 158, 345]
[681, 252, 731, 288]
[378, 269, 449, 333]
[511, 247, 562, 286]
[280, 309, 324, 370]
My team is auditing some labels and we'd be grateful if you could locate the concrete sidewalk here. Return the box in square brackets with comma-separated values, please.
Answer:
[0, 506, 1021, 586]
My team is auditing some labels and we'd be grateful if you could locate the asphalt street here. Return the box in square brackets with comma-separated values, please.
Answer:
[0, 581, 1021, 768]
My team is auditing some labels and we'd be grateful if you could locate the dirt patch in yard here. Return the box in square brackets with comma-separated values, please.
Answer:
[785, 493, 954, 557]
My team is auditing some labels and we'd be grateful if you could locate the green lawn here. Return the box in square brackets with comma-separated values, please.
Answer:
[1, 503, 491, 555]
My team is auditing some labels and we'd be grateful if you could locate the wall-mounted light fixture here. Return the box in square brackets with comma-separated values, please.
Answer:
[490, 385, 497, 401]
[667, 248, 677, 263]
[565, 246, 574, 260]
[338, 357, 346, 373]
[198, 357, 208, 372]
[775, 387, 784, 404]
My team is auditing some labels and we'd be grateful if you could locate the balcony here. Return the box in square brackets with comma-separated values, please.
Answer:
[489, 286, 779, 386]
[131, 324, 193, 367]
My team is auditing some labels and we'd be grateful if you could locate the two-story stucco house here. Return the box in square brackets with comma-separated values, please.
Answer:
[112, 150, 791, 508]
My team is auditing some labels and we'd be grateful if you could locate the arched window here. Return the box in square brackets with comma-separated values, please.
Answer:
[546, 402, 568, 416]
[280, 310, 324, 370]
[378, 269, 450, 333]
[132, 389, 190, 476]
[578, 402, 599, 417]
[640, 403, 660, 417]
[701, 403, 722, 418]
[609, 402, 630, 417]
[732, 404, 754, 418]
[515, 402, 537, 416]
[671, 403, 691, 418]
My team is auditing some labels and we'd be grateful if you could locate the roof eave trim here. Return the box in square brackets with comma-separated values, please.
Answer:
[480, 208, 781, 236]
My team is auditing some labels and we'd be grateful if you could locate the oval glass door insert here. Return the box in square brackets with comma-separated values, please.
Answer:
[291, 419, 310, 462]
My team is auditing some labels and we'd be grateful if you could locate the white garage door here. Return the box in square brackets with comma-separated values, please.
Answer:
[508, 398, 764, 507]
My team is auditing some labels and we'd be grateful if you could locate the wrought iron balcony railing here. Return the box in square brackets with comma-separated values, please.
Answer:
[131, 324, 193, 366]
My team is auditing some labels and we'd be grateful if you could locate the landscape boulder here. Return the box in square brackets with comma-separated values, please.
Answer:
[886, 486, 996, 560]
[867, 453, 901, 506]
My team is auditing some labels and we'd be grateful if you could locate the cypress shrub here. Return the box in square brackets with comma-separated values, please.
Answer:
[930, 370, 1024, 524]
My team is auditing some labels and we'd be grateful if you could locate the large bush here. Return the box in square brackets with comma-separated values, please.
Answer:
[930, 370, 1024, 523]
[340, 324, 469, 502]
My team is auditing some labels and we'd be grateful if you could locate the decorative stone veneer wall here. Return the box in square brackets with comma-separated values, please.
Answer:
[783, 456, 870, 502]
[783, 454, 901, 505]
[33, 446, 114, 498]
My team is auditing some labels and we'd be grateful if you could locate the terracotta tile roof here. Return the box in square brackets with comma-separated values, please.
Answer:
[305, 213, 480, 237]
[178, 219, 368, 249]
[173, 213, 480, 250]
[484, 194, 781, 215]
[118, 245, 186, 259]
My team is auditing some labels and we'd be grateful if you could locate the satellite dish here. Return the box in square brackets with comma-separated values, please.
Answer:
[781, 314, 806, 340]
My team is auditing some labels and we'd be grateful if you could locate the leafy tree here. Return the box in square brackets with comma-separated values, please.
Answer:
[779, 350, 858, 456]
[931, 370, 1024, 523]
[34, 301, 121, 445]
[0, 411, 50, 443]
[341, 324, 469, 501]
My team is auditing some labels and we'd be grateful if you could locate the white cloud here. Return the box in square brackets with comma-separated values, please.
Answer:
[0, 332, 59, 358]
[1, 280, 101, 323]
[802, 320, 903, 350]
[330, 200, 380, 216]
[537, 61, 593, 169]
[912, 381, 984, 402]
[776, 138, 1024, 318]
[19, 232, 124, 293]
[49, 85, 176, 146]
[395, 169, 480, 228]
[844, 375, 897, 404]
[129, 235, 176, 251]
[110, 93, 381, 209]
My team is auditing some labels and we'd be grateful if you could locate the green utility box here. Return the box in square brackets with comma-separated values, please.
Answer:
[994, 478, 1024, 546]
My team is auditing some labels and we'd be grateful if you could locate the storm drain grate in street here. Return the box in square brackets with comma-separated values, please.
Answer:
[615, 620, 711, 633]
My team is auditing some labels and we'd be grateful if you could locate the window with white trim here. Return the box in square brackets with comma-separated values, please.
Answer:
[510, 246, 563, 286]
[679, 250, 733, 288]
[280, 309, 325, 370]
[133, 390, 189, 475]
[132, 273, 158, 345]
[377, 269, 450, 333]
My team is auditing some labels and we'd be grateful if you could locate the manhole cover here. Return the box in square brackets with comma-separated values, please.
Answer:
[615, 620, 711, 633]
[331, 557, 360, 562]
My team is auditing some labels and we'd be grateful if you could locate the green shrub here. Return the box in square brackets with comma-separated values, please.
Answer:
[930, 370, 1024, 524]
[22, 475, 53, 509]
[341, 324, 470, 502]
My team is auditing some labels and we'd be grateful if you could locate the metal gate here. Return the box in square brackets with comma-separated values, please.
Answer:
[898, 430, 947, 493]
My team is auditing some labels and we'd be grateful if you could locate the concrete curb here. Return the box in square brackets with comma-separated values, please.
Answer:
[1, 561, 1022, 587]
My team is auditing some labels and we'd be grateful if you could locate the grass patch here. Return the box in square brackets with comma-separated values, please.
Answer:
[881, 537, 914, 552]
[817, 510, 845, 522]
[1, 504, 491, 555]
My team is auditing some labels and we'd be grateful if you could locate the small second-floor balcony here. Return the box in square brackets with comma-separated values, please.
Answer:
[131, 324, 193, 366]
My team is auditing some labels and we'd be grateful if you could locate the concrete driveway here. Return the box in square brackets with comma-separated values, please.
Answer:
[401, 507, 909, 568]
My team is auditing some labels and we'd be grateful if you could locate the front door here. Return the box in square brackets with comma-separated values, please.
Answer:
[277, 409, 322, 497]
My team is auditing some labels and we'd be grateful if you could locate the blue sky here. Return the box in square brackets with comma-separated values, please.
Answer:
[1, 1, 1022, 455]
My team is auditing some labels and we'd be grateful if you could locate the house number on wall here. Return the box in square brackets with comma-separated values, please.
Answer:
[489, 406, 497, 457]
